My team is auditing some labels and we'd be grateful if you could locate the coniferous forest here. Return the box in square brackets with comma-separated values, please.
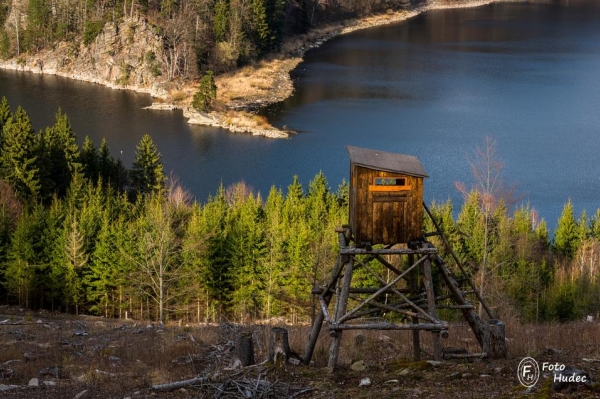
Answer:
[0, 97, 599, 324]
[0, 0, 389, 76]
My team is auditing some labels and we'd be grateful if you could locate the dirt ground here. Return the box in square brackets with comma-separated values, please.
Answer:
[1, 306, 600, 398]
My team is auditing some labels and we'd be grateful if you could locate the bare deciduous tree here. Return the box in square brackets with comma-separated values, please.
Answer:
[456, 136, 515, 317]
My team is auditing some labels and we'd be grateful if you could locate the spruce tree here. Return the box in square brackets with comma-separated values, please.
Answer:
[98, 138, 113, 185]
[227, 185, 267, 319]
[36, 109, 81, 200]
[0, 96, 11, 133]
[63, 215, 88, 314]
[0, 107, 40, 201]
[25, 0, 52, 50]
[181, 203, 211, 323]
[202, 186, 232, 319]
[213, 0, 229, 42]
[86, 212, 119, 317]
[554, 199, 578, 259]
[263, 186, 286, 318]
[80, 136, 98, 181]
[192, 71, 217, 112]
[4, 204, 47, 307]
[130, 134, 165, 196]
[250, 0, 272, 54]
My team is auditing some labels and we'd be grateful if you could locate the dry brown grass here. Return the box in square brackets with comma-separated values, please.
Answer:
[223, 111, 274, 130]
[169, 90, 187, 103]
[2, 306, 600, 398]
[215, 57, 301, 106]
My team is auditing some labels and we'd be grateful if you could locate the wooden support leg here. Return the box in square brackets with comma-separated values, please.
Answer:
[422, 255, 442, 361]
[328, 258, 354, 370]
[408, 254, 421, 361]
[303, 294, 331, 365]
[304, 255, 344, 365]
[412, 325, 421, 361]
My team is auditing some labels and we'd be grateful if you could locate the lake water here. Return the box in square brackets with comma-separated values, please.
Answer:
[1, 0, 600, 228]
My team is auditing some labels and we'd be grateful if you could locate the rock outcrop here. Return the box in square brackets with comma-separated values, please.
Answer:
[2, 12, 169, 99]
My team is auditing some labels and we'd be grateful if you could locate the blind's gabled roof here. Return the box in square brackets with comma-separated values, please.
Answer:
[346, 145, 429, 178]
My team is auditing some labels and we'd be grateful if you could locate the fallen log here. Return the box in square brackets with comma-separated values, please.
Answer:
[152, 376, 209, 392]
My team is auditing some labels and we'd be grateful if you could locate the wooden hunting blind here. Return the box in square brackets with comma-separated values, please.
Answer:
[303, 146, 508, 371]
[347, 145, 428, 246]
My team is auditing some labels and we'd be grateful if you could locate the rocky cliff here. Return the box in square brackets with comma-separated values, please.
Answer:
[3, 3, 170, 99]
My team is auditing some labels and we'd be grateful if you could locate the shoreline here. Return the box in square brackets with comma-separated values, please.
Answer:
[214, 0, 520, 113]
[0, 0, 517, 138]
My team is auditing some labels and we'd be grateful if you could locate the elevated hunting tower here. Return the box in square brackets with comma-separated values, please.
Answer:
[348, 145, 427, 246]
[303, 146, 507, 370]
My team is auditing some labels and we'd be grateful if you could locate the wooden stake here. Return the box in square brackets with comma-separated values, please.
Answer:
[328, 257, 353, 370]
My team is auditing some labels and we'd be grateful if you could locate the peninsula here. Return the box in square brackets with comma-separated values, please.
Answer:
[0, 0, 513, 138]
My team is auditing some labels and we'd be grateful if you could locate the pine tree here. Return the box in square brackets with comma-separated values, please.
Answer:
[130, 134, 165, 196]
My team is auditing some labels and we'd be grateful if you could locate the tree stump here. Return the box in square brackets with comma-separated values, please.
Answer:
[236, 332, 255, 366]
[484, 319, 508, 359]
[269, 327, 291, 365]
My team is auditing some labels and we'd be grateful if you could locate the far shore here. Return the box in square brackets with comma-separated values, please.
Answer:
[0, 0, 517, 138]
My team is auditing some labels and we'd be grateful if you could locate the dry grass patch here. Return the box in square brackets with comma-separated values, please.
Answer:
[215, 57, 301, 107]
[224, 110, 273, 130]
[170, 90, 187, 103]
[3, 307, 600, 398]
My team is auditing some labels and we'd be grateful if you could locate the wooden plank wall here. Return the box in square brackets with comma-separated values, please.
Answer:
[350, 165, 423, 246]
